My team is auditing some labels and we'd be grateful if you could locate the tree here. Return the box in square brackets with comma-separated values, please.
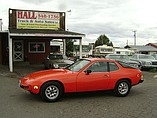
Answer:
[94, 34, 113, 47]
[66, 39, 74, 56]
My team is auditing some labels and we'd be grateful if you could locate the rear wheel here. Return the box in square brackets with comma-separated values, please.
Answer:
[40, 81, 63, 102]
[114, 80, 131, 97]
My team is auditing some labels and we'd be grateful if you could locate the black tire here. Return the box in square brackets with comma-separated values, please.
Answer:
[40, 81, 63, 102]
[44, 65, 48, 70]
[114, 80, 131, 97]
[49, 64, 52, 69]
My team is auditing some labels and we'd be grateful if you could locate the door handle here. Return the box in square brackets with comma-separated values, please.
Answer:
[104, 74, 109, 78]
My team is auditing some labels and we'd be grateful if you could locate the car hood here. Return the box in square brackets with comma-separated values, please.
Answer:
[28, 69, 71, 80]
[49, 59, 73, 64]
[116, 59, 139, 64]
[127, 60, 140, 64]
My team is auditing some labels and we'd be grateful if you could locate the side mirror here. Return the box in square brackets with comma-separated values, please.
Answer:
[85, 70, 92, 75]
[47, 57, 50, 60]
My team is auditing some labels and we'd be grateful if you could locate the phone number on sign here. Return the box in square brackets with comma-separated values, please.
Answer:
[38, 13, 60, 20]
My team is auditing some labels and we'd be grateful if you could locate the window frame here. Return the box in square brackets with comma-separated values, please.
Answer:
[85, 61, 108, 72]
[28, 42, 45, 53]
[108, 62, 119, 72]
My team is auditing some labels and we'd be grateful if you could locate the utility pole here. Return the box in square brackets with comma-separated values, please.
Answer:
[66, 10, 71, 31]
[0, 19, 2, 31]
[133, 30, 136, 46]
[126, 40, 128, 46]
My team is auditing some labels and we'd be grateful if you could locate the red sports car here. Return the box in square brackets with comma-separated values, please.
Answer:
[19, 58, 144, 102]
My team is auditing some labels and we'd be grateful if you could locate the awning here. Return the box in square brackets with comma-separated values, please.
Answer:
[9, 28, 85, 39]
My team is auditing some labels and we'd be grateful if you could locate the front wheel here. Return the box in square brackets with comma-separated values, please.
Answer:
[40, 81, 63, 102]
[114, 80, 131, 97]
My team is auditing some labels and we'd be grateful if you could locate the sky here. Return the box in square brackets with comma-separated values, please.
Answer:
[0, 0, 157, 47]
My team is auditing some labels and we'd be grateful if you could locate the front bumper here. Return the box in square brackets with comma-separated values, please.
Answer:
[19, 80, 39, 94]
[19, 80, 30, 90]
[139, 79, 144, 83]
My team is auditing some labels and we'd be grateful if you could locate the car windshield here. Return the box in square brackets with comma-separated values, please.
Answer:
[101, 48, 113, 52]
[107, 55, 130, 61]
[66, 59, 91, 72]
[49, 54, 68, 60]
[139, 55, 155, 60]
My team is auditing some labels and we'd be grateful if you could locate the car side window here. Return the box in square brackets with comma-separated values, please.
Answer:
[86, 62, 108, 72]
[109, 62, 119, 71]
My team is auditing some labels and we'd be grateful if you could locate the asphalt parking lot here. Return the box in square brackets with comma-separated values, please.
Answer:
[0, 65, 157, 118]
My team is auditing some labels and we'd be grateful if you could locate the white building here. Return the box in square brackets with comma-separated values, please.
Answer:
[114, 48, 135, 55]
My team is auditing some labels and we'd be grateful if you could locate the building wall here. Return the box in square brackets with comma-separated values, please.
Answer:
[24, 38, 51, 64]
[12, 37, 51, 64]
[7, 8, 66, 65]
[1, 33, 8, 65]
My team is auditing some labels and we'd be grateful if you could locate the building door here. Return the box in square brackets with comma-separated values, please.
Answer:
[13, 40, 24, 61]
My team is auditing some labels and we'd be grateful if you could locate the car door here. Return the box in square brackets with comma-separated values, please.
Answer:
[76, 61, 110, 92]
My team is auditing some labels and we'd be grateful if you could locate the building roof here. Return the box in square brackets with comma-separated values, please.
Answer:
[149, 43, 157, 45]
[9, 28, 85, 39]
[153, 43, 157, 45]
[125, 45, 157, 52]
[146, 43, 157, 48]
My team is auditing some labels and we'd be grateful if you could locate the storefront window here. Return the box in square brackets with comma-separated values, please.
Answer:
[29, 42, 45, 53]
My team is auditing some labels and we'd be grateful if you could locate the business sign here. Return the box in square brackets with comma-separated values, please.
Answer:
[16, 10, 60, 30]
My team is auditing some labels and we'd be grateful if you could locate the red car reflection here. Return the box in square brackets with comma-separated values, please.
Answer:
[19, 58, 143, 102]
